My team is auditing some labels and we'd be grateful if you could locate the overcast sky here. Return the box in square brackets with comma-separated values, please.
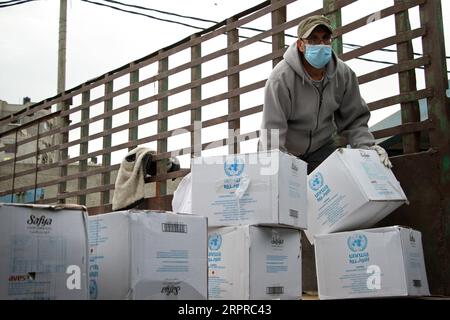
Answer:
[1, 0, 449, 165]
[0, 0, 267, 103]
[1, 0, 448, 102]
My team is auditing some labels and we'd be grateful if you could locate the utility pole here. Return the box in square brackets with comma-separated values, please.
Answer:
[57, 0, 67, 96]
[54, 0, 67, 163]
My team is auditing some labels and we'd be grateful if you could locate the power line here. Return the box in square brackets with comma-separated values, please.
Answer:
[93, 1, 450, 72]
[0, 0, 37, 8]
[99, 0, 272, 35]
[5, 0, 448, 61]
[0, 0, 25, 3]
[102, 0, 218, 25]
[0, 0, 29, 4]
[94, 0, 450, 61]
[81, 0, 273, 44]
[80, 0, 206, 30]
[353, 56, 395, 66]
[81, 1, 422, 67]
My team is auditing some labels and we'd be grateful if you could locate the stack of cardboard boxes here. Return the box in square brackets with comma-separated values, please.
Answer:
[191, 150, 307, 299]
[306, 148, 430, 299]
[0, 204, 208, 300]
[0, 148, 431, 300]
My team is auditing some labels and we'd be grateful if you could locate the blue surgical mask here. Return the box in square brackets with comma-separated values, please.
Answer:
[304, 44, 332, 69]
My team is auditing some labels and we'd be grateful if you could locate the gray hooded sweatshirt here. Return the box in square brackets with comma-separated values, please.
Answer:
[260, 42, 375, 156]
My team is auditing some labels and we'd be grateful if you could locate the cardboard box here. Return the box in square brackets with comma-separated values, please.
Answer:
[0, 203, 89, 300]
[315, 226, 430, 299]
[208, 225, 301, 300]
[192, 149, 307, 228]
[306, 148, 408, 243]
[88, 210, 208, 300]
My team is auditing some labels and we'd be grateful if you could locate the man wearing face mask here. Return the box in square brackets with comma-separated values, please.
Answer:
[260, 15, 392, 173]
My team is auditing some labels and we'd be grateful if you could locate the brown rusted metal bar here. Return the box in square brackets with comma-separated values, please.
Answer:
[57, 99, 71, 204]
[227, 17, 240, 155]
[419, 0, 450, 296]
[152, 130, 260, 162]
[357, 56, 429, 85]
[142, 194, 174, 211]
[334, 0, 425, 37]
[129, 69, 139, 151]
[101, 81, 113, 206]
[201, 105, 263, 129]
[395, 0, 421, 154]
[0, 164, 121, 198]
[371, 119, 433, 139]
[78, 91, 90, 205]
[419, 0, 450, 156]
[367, 88, 433, 111]
[271, 0, 286, 67]
[324, 0, 343, 55]
[61, 184, 115, 200]
[323, 0, 357, 14]
[101, 104, 264, 158]
[319, 0, 344, 201]
[33, 122, 40, 203]
[191, 34, 202, 158]
[88, 204, 113, 216]
[341, 27, 425, 62]
[10, 129, 18, 203]
[145, 169, 190, 183]
[41, 184, 116, 203]
[156, 53, 168, 197]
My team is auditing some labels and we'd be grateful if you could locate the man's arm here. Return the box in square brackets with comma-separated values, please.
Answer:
[335, 69, 392, 168]
[334, 69, 375, 149]
[259, 78, 291, 152]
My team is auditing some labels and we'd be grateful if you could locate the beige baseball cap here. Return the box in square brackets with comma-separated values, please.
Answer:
[297, 15, 333, 39]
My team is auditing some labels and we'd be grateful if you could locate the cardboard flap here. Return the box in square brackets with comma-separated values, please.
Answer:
[0, 202, 87, 212]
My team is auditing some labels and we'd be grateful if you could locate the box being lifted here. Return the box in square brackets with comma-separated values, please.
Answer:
[306, 148, 408, 243]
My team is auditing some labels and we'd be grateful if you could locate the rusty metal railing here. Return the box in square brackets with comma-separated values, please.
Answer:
[0, 0, 448, 215]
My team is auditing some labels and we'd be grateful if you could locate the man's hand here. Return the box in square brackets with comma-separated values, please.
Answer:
[369, 145, 393, 169]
